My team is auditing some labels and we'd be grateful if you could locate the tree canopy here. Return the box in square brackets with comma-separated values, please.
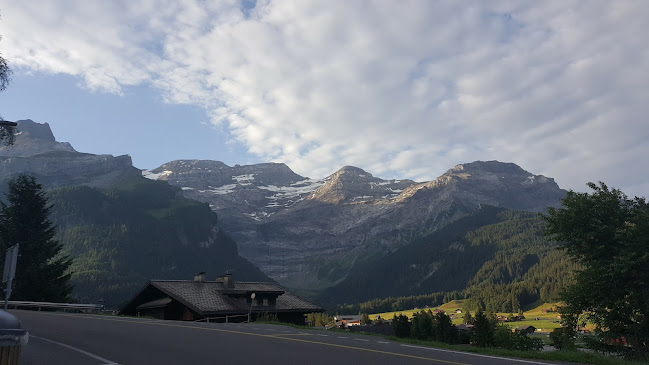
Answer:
[0, 174, 73, 302]
[544, 182, 649, 358]
[0, 35, 9, 92]
[0, 29, 17, 145]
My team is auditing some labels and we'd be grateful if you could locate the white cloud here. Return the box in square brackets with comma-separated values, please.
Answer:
[1, 0, 647, 196]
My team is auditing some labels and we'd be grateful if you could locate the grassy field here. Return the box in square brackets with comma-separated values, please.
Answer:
[257, 319, 646, 365]
[369, 301, 563, 332]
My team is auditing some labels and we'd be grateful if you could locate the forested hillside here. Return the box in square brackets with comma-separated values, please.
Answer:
[47, 176, 270, 308]
[326, 205, 578, 313]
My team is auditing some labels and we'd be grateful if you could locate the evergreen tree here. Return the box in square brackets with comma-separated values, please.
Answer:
[433, 312, 458, 344]
[0, 175, 73, 301]
[392, 314, 411, 338]
[470, 310, 495, 347]
[463, 311, 474, 325]
[411, 310, 433, 340]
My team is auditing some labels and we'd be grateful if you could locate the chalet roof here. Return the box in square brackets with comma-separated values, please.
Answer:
[148, 280, 321, 316]
[137, 297, 172, 311]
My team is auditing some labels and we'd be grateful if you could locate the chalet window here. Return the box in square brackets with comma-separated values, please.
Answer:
[263, 298, 269, 306]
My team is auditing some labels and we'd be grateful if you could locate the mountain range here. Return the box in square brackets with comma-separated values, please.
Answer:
[0, 120, 569, 308]
[146, 154, 566, 291]
[0, 120, 269, 307]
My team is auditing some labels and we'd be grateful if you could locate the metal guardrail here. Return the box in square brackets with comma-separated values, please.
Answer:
[6, 301, 103, 312]
[194, 314, 249, 323]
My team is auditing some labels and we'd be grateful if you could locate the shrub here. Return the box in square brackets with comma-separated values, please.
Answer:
[255, 313, 278, 322]
[494, 326, 544, 351]
[549, 327, 576, 350]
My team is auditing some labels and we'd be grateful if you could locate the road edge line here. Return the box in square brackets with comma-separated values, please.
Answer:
[31, 335, 120, 365]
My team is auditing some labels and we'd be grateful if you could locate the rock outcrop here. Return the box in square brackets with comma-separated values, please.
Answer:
[0, 120, 140, 188]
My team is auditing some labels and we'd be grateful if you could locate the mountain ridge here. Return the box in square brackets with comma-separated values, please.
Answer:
[2, 119, 567, 297]
[146, 157, 566, 290]
[0, 120, 271, 307]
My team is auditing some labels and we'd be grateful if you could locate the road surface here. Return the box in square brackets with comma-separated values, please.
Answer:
[12, 310, 561, 365]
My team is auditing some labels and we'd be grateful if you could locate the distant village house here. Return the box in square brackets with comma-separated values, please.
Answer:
[334, 315, 362, 328]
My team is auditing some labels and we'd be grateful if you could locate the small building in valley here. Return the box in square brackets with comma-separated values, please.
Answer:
[515, 325, 537, 334]
[119, 273, 323, 324]
[334, 315, 362, 328]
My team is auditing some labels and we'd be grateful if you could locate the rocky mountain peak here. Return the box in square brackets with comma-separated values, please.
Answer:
[0, 119, 138, 188]
[146, 160, 305, 189]
[14, 119, 57, 141]
[326, 166, 375, 185]
[443, 160, 557, 187]
[0, 119, 76, 157]
[449, 160, 528, 175]
[309, 166, 414, 204]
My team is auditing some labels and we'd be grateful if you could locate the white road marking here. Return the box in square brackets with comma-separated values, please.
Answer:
[355, 339, 369, 342]
[316, 334, 329, 337]
[377, 341, 390, 344]
[400, 344, 554, 364]
[281, 330, 291, 333]
[337, 336, 347, 339]
[264, 328, 275, 331]
[31, 335, 120, 365]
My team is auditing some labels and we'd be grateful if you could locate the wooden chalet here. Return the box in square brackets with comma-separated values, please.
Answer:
[119, 273, 323, 324]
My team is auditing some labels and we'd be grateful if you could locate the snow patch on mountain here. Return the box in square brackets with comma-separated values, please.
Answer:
[202, 184, 237, 195]
[232, 174, 255, 183]
[143, 170, 172, 180]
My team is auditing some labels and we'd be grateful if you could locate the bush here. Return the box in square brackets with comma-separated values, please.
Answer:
[494, 326, 544, 351]
[255, 313, 278, 322]
[549, 327, 576, 350]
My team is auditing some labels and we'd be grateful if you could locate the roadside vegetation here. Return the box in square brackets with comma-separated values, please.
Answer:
[337, 182, 649, 362]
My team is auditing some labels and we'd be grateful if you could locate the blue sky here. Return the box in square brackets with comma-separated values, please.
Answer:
[1, 72, 254, 169]
[0, 1, 647, 196]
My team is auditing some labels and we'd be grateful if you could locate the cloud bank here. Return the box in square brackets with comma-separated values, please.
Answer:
[1, 1, 647, 196]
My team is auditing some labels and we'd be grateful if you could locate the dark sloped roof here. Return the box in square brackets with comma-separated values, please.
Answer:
[137, 297, 172, 310]
[150, 280, 321, 315]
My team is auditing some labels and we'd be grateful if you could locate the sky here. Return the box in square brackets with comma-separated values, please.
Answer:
[0, 1, 647, 197]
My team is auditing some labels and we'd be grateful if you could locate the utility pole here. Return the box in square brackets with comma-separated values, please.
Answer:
[3, 244, 19, 310]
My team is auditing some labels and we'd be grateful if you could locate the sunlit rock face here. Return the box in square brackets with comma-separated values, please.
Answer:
[148, 158, 565, 290]
[0, 120, 140, 189]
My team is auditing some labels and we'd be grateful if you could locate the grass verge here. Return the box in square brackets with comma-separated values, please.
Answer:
[253, 320, 647, 365]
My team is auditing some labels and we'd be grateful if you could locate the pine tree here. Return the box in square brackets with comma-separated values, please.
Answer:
[463, 311, 474, 325]
[470, 309, 495, 347]
[0, 174, 72, 301]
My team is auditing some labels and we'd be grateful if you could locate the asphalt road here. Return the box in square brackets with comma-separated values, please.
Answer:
[12, 310, 563, 365]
